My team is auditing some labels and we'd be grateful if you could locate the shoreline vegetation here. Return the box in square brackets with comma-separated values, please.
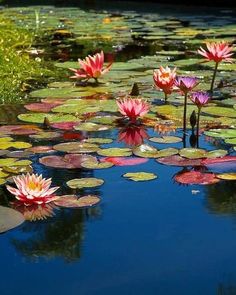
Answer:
[0, 14, 59, 104]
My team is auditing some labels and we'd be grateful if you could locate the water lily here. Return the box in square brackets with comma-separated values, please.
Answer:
[116, 97, 150, 123]
[69, 51, 112, 83]
[174, 76, 199, 133]
[6, 173, 59, 206]
[118, 126, 149, 146]
[198, 41, 234, 92]
[153, 66, 176, 102]
[190, 91, 211, 137]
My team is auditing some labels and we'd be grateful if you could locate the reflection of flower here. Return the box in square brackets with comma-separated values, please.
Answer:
[69, 51, 112, 82]
[118, 126, 149, 146]
[198, 41, 233, 63]
[12, 201, 56, 221]
[116, 97, 150, 123]
[174, 76, 199, 94]
[153, 66, 176, 101]
[154, 121, 176, 135]
[6, 173, 59, 206]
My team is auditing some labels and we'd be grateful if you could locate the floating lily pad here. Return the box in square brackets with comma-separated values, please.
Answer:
[179, 148, 207, 159]
[6, 150, 34, 158]
[201, 156, 236, 166]
[27, 146, 54, 154]
[225, 138, 236, 145]
[123, 172, 157, 181]
[216, 173, 236, 180]
[149, 136, 182, 144]
[0, 125, 41, 135]
[156, 155, 202, 167]
[39, 154, 94, 169]
[24, 102, 60, 112]
[54, 195, 100, 208]
[30, 131, 61, 140]
[204, 129, 236, 139]
[97, 147, 132, 157]
[206, 149, 228, 158]
[18, 113, 79, 124]
[202, 107, 236, 118]
[66, 177, 104, 189]
[81, 158, 113, 169]
[74, 122, 111, 132]
[101, 157, 148, 166]
[133, 144, 178, 158]
[53, 142, 99, 153]
[0, 206, 25, 233]
[174, 171, 220, 185]
[85, 137, 113, 144]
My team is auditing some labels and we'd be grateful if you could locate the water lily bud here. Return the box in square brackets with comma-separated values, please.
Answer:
[190, 110, 197, 129]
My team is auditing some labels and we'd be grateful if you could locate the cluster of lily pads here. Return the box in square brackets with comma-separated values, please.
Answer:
[0, 6, 236, 233]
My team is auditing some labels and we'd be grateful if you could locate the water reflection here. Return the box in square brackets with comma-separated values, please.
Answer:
[217, 283, 236, 295]
[118, 125, 149, 146]
[12, 206, 101, 262]
[205, 181, 236, 215]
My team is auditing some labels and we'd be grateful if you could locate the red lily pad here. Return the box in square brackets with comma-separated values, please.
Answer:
[54, 195, 100, 208]
[39, 154, 95, 169]
[50, 121, 78, 130]
[24, 102, 60, 112]
[101, 157, 148, 166]
[0, 125, 41, 135]
[174, 171, 220, 185]
[157, 155, 202, 167]
[62, 132, 85, 141]
[201, 156, 236, 166]
[27, 146, 55, 154]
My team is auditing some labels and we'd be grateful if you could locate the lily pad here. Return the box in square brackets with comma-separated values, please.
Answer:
[123, 172, 157, 181]
[179, 148, 207, 159]
[216, 173, 236, 180]
[202, 107, 236, 118]
[0, 206, 25, 233]
[149, 136, 182, 144]
[53, 142, 99, 153]
[97, 147, 132, 157]
[101, 157, 148, 166]
[174, 171, 220, 185]
[156, 155, 202, 167]
[74, 122, 111, 132]
[66, 177, 104, 189]
[18, 113, 79, 124]
[54, 195, 100, 208]
[81, 157, 114, 169]
[85, 137, 113, 144]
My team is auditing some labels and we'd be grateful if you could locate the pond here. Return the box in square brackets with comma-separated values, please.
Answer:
[0, 2, 236, 295]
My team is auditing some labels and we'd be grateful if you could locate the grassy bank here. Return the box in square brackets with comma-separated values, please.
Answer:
[0, 14, 58, 103]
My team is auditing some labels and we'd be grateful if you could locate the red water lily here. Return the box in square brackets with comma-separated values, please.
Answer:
[69, 51, 112, 82]
[198, 41, 234, 63]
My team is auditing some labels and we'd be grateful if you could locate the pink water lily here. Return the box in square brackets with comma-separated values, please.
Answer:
[6, 173, 59, 206]
[69, 51, 112, 82]
[116, 97, 150, 123]
[190, 91, 210, 108]
[153, 66, 176, 101]
[198, 41, 234, 63]
[198, 41, 234, 92]
[118, 126, 149, 146]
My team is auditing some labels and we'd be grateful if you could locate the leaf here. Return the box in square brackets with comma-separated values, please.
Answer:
[97, 147, 132, 157]
[149, 136, 182, 144]
[101, 157, 148, 166]
[24, 102, 60, 112]
[204, 129, 236, 139]
[216, 173, 236, 180]
[81, 158, 113, 169]
[201, 156, 236, 166]
[39, 154, 95, 169]
[156, 155, 202, 167]
[66, 177, 104, 189]
[53, 142, 99, 153]
[18, 113, 79, 124]
[74, 122, 111, 132]
[174, 171, 220, 185]
[85, 137, 113, 144]
[133, 144, 178, 158]
[30, 131, 61, 140]
[179, 148, 207, 159]
[123, 172, 157, 181]
[54, 195, 100, 208]
[202, 107, 236, 118]
[0, 206, 25, 233]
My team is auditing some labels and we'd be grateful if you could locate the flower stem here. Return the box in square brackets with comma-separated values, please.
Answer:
[164, 92, 168, 103]
[183, 92, 188, 133]
[196, 107, 201, 147]
[210, 62, 218, 93]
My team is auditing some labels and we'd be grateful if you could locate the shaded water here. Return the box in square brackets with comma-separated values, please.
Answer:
[0, 2, 236, 295]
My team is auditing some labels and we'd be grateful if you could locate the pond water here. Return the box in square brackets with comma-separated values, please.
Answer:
[0, 3, 236, 295]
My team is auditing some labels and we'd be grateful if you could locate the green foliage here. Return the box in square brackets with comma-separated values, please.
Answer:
[0, 15, 58, 103]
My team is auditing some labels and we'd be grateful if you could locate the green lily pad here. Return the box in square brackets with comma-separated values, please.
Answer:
[53, 142, 99, 153]
[123, 172, 157, 181]
[149, 136, 182, 144]
[202, 107, 236, 118]
[204, 129, 236, 139]
[0, 206, 25, 233]
[74, 122, 111, 132]
[179, 148, 207, 159]
[18, 113, 79, 124]
[85, 137, 113, 144]
[30, 131, 61, 140]
[132, 144, 159, 158]
[97, 147, 132, 157]
[66, 177, 104, 189]
[207, 149, 228, 158]
[225, 138, 236, 145]
[81, 158, 114, 169]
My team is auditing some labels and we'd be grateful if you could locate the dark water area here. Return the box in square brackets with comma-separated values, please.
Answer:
[0, 2, 236, 295]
